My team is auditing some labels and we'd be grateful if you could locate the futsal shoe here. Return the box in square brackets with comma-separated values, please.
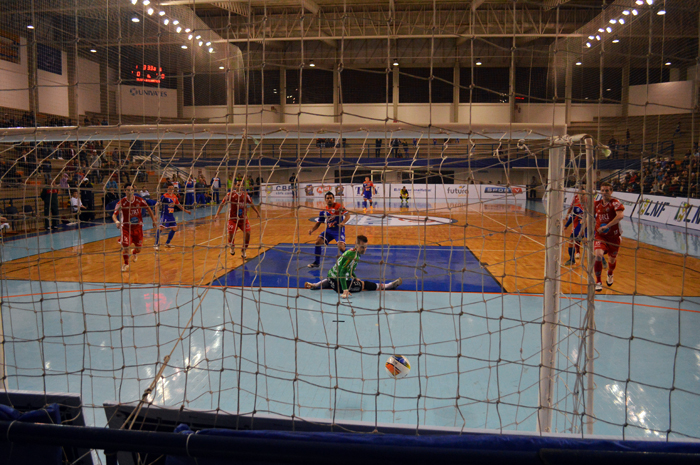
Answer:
[304, 282, 316, 289]
[307, 262, 319, 269]
[595, 282, 602, 292]
[121, 264, 129, 272]
[154, 245, 160, 251]
[386, 277, 402, 290]
[606, 274, 614, 286]
[575, 252, 581, 260]
[131, 254, 137, 262]
[241, 249, 247, 259]
[165, 243, 174, 248]
[229, 247, 236, 256]
[363, 208, 367, 214]
[563, 259, 574, 266]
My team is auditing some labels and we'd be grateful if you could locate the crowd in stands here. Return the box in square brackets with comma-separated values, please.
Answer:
[611, 149, 700, 198]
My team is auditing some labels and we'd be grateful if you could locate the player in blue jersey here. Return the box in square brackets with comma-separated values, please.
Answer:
[154, 184, 191, 250]
[307, 191, 351, 268]
[563, 195, 585, 266]
[362, 176, 376, 213]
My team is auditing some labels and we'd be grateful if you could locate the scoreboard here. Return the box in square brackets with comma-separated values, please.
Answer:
[131, 64, 165, 84]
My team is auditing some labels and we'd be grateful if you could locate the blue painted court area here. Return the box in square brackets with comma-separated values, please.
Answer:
[2, 280, 699, 438]
[211, 244, 502, 293]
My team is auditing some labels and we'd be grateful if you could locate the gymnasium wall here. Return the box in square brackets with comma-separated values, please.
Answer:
[77, 57, 101, 116]
[0, 36, 29, 111]
[628, 80, 695, 116]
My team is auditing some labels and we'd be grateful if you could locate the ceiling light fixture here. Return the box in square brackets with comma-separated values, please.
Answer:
[622, 10, 630, 15]
[195, 35, 201, 40]
[586, 42, 591, 48]
[181, 45, 187, 49]
[219, 66, 225, 70]
[143, 0, 150, 5]
[635, 0, 643, 5]
[575, 60, 582, 66]
[393, 59, 399, 66]
[208, 47, 214, 53]
[27, 24, 34, 29]
[188, 34, 193, 40]
[206, 41, 211, 46]
[309, 60, 315, 67]
[173, 20, 179, 25]
[619, 18, 625, 24]
[588, 35, 594, 40]
[163, 18, 169, 25]
[176, 26, 182, 33]
[130, 0, 137, 4]
[598, 28, 605, 32]
[646, 0, 654, 5]
[596, 35, 601, 40]
[131, 16, 140, 22]
[90, 48, 97, 53]
[147, 7, 153, 15]
[610, 18, 617, 24]
[612, 37, 620, 43]
[475, 58, 482, 65]
[606, 27, 612, 33]
[665, 61, 672, 65]
[185, 28, 191, 33]
[198, 41, 203, 46]
[159, 11, 165, 16]
[632, 9, 639, 15]
[657, 9, 666, 15]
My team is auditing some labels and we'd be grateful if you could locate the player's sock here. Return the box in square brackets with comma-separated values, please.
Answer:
[568, 245, 575, 262]
[362, 200, 367, 209]
[383, 277, 403, 290]
[155, 230, 161, 245]
[607, 260, 617, 275]
[594, 259, 603, 282]
[575, 243, 581, 255]
[123, 252, 129, 265]
[166, 230, 175, 244]
[313, 245, 322, 264]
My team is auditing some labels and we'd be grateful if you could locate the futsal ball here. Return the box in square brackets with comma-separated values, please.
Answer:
[385, 355, 411, 379]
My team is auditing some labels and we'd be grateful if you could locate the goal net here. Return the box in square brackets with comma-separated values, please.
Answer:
[0, 0, 699, 459]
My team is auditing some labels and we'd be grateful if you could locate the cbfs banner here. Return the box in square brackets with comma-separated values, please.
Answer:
[262, 183, 295, 199]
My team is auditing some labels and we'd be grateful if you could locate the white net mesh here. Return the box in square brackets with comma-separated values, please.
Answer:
[0, 0, 699, 451]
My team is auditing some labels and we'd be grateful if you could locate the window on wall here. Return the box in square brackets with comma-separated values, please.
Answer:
[340, 68, 390, 103]
[629, 67, 671, 86]
[459, 67, 510, 103]
[246, 70, 281, 105]
[37, 44, 62, 75]
[183, 73, 227, 106]
[285, 69, 333, 104]
[572, 67, 622, 103]
[515, 67, 560, 102]
[399, 68, 454, 103]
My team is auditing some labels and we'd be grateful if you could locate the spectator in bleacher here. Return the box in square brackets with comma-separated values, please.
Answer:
[0, 215, 9, 234]
[196, 174, 208, 205]
[375, 139, 382, 157]
[227, 173, 234, 192]
[210, 174, 221, 203]
[40, 181, 60, 230]
[103, 188, 119, 215]
[608, 136, 618, 159]
[184, 176, 196, 206]
[42, 159, 52, 185]
[69, 190, 85, 225]
[59, 172, 69, 190]
[674, 121, 682, 138]
[105, 175, 118, 191]
[139, 186, 150, 200]
[80, 178, 95, 223]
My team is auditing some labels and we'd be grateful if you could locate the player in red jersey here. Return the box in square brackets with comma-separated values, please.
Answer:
[593, 182, 625, 291]
[112, 184, 156, 272]
[214, 180, 260, 258]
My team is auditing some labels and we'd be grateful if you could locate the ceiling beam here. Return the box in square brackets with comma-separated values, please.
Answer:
[222, 32, 586, 44]
[471, 0, 485, 12]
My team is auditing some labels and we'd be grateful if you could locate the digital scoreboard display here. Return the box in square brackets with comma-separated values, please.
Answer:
[131, 64, 165, 84]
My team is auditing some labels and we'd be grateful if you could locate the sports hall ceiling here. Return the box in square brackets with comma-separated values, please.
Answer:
[0, 1, 697, 73]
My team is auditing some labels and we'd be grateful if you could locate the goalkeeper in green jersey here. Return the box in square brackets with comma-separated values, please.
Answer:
[305, 234, 403, 298]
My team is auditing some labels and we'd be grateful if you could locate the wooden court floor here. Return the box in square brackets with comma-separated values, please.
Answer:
[3, 200, 700, 297]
